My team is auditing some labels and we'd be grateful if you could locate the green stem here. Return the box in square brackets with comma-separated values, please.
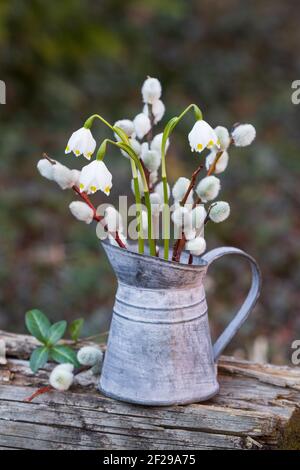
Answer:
[130, 159, 144, 254]
[161, 104, 202, 260]
[97, 139, 156, 256]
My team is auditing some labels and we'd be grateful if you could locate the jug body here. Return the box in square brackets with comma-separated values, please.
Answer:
[100, 242, 218, 405]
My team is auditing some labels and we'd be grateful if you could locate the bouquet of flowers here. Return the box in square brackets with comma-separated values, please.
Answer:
[37, 77, 256, 264]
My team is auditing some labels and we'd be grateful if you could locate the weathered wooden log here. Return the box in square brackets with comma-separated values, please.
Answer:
[0, 330, 299, 450]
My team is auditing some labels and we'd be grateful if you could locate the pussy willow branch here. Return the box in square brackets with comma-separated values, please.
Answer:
[24, 366, 90, 402]
[42, 154, 126, 250]
[171, 163, 204, 262]
[172, 139, 232, 263]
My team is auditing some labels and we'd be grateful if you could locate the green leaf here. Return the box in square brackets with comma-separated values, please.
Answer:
[25, 309, 51, 344]
[47, 321, 67, 345]
[29, 346, 49, 373]
[69, 318, 84, 342]
[49, 345, 79, 367]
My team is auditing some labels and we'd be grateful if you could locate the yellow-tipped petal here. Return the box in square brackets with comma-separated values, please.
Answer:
[197, 143, 203, 150]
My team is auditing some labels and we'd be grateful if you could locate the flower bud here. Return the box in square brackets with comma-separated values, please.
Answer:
[149, 170, 158, 187]
[150, 133, 169, 153]
[196, 176, 221, 202]
[191, 205, 207, 230]
[69, 201, 94, 224]
[104, 206, 123, 232]
[171, 206, 191, 228]
[209, 201, 230, 223]
[154, 181, 170, 202]
[49, 363, 74, 391]
[53, 163, 78, 190]
[232, 124, 256, 147]
[114, 119, 135, 139]
[141, 77, 162, 104]
[185, 236, 206, 256]
[133, 113, 151, 139]
[172, 177, 191, 202]
[37, 159, 55, 180]
[214, 126, 231, 150]
[143, 100, 165, 124]
[150, 192, 162, 215]
[77, 346, 103, 366]
[206, 150, 229, 174]
[141, 149, 161, 172]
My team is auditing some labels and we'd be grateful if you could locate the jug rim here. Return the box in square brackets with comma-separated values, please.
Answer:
[101, 239, 208, 271]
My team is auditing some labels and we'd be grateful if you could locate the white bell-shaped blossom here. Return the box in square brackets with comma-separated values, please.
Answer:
[185, 236, 206, 256]
[188, 120, 220, 153]
[65, 127, 96, 160]
[154, 181, 170, 202]
[49, 363, 74, 391]
[69, 201, 94, 224]
[150, 133, 169, 153]
[196, 176, 221, 202]
[214, 126, 231, 150]
[104, 206, 123, 233]
[37, 159, 55, 180]
[172, 177, 191, 202]
[206, 150, 229, 174]
[143, 100, 165, 124]
[209, 201, 230, 223]
[232, 124, 256, 147]
[141, 148, 161, 172]
[77, 346, 103, 366]
[79, 160, 112, 195]
[191, 205, 207, 230]
[52, 163, 79, 190]
[114, 119, 135, 139]
[121, 137, 141, 159]
[141, 77, 162, 104]
[133, 113, 151, 139]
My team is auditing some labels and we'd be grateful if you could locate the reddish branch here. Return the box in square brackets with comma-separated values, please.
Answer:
[42, 154, 126, 249]
[24, 385, 52, 402]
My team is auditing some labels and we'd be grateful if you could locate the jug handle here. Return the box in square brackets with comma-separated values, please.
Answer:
[201, 247, 262, 362]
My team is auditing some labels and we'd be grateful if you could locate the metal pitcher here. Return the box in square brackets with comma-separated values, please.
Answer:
[99, 241, 261, 405]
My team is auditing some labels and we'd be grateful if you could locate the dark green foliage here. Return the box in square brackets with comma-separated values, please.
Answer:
[1, 1, 300, 362]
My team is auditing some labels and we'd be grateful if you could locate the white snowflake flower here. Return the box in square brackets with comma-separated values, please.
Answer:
[65, 127, 96, 160]
[79, 160, 112, 195]
[188, 120, 220, 153]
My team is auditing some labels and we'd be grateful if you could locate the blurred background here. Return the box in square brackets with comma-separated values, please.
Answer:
[0, 0, 299, 364]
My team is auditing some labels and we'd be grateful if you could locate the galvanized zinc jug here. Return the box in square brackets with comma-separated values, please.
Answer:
[99, 241, 261, 405]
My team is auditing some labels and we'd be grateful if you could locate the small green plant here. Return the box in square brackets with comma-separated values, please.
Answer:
[25, 309, 82, 372]
[69, 317, 84, 342]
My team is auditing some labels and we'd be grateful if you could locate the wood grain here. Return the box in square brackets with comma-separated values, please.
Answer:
[0, 330, 299, 450]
